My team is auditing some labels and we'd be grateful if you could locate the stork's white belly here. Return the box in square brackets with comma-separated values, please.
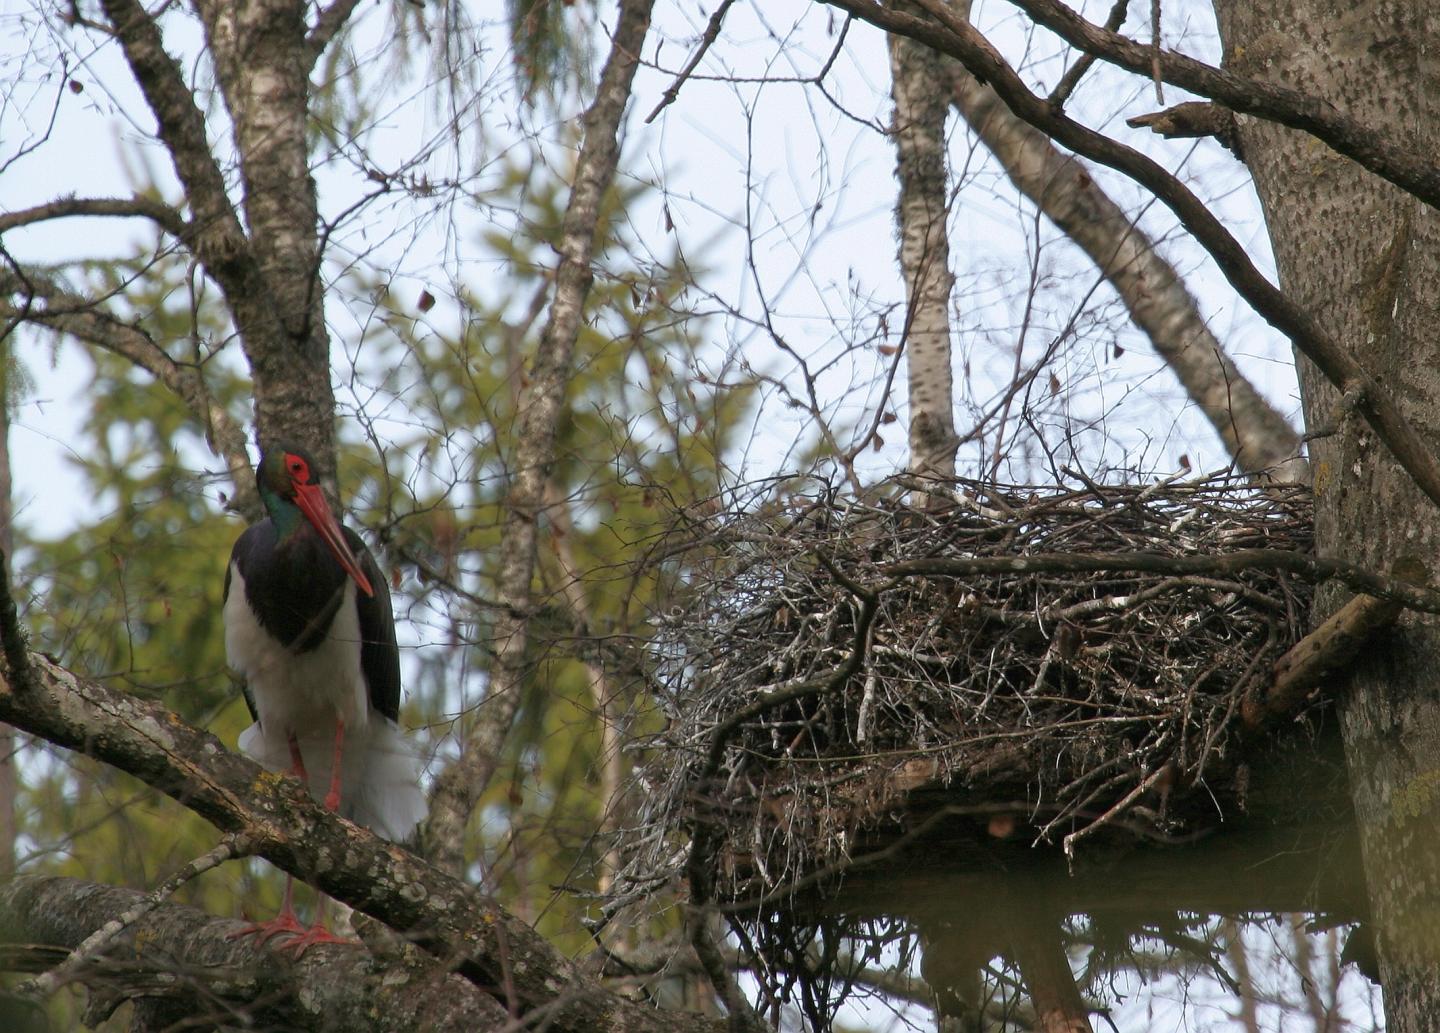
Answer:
[224, 565, 370, 739]
[224, 565, 424, 841]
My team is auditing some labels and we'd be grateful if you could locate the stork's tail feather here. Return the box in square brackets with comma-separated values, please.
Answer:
[239, 719, 426, 843]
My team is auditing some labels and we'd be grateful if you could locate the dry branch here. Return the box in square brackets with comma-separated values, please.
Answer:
[1252, 593, 1401, 727]
[0, 652, 726, 1033]
[0, 270, 259, 519]
[822, 0, 1440, 514]
[1000, 0, 1440, 211]
[0, 876, 508, 1032]
[944, 52, 1301, 479]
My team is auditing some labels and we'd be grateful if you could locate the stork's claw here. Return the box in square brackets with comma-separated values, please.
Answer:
[228, 909, 306, 948]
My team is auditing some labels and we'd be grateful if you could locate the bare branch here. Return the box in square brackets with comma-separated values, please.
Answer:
[305, 0, 366, 68]
[0, 196, 189, 239]
[96, 0, 256, 288]
[942, 42, 1304, 479]
[1003, 0, 1440, 213]
[1047, 0, 1128, 107]
[645, 0, 736, 124]
[822, 0, 1440, 512]
[422, 0, 657, 877]
[0, 272, 258, 518]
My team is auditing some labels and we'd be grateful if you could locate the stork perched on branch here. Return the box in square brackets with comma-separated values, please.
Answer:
[223, 445, 424, 952]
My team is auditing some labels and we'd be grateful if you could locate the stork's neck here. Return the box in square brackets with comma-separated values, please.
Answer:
[259, 486, 307, 542]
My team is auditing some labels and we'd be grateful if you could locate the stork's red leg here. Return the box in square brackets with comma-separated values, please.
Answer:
[288, 731, 307, 779]
[275, 894, 354, 956]
[228, 736, 311, 946]
[231, 732, 355, 954]
[324, 717, 345, 812]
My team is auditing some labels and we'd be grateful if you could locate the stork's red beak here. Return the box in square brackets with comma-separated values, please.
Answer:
[293, 482, 375, 597]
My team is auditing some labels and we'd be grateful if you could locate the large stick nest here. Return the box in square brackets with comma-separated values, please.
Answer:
[621, 475, 1315, 909]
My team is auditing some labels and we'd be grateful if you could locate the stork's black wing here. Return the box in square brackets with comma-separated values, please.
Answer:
[346, 527, 402, 722]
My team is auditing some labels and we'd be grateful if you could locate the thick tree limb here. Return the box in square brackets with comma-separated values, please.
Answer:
[0, 653, 727, 1033]
[943, 43, 1304, 480]
[820, 0, 1440, 513]
[1250, 593, 1402, 727]
[0, 875, 509, 1032]
[190, 0, 339, 464]
[15, 836, 252, 1002]
[422, 0, 657, 877]
[1001, 0, 1440, 214]
[888, 2, 961, 483]
[96, 0, 260, 297]
[1009, 913, 1093, 1033]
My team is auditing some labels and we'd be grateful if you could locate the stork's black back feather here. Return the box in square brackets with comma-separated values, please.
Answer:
[225, 519, 401, 722]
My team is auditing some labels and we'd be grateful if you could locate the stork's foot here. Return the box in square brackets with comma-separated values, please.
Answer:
[274, 921, 358, 957]
[228, 909, 307, 949]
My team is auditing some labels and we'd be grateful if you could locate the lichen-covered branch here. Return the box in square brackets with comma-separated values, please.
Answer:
[0, 875, 509, 1032]
[0, 652, 728, 1033]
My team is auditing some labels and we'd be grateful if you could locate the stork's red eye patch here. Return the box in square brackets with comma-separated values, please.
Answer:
[285, 454, 311, 482]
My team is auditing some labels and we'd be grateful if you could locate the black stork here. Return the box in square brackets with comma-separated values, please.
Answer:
[223, 445, 424, 952]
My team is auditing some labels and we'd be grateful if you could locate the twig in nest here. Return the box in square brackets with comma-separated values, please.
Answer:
[1062, 766, 1167, 863]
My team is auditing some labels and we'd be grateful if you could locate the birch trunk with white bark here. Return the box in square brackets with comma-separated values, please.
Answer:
[889, 3, 961, 484]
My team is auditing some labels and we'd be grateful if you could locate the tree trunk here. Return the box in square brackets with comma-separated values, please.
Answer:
[1213, 0, 1440, 1025]
[888, 1, 960, 484]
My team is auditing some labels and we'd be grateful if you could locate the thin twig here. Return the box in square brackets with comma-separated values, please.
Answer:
[1047, 0, 1129, 106]
[645, 0, 736, 124]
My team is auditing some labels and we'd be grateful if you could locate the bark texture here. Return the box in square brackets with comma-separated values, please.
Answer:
[1212, 0, 1440, 1025]
[0, 876, 509, 1032]
[888, 2, 961, 483]
[1009, 921, 1092, 1033]
[98, 0, 355, 482]
[0, 652, 726, 1033]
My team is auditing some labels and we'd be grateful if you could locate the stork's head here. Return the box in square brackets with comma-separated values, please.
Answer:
[256, 446, 375, 597]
